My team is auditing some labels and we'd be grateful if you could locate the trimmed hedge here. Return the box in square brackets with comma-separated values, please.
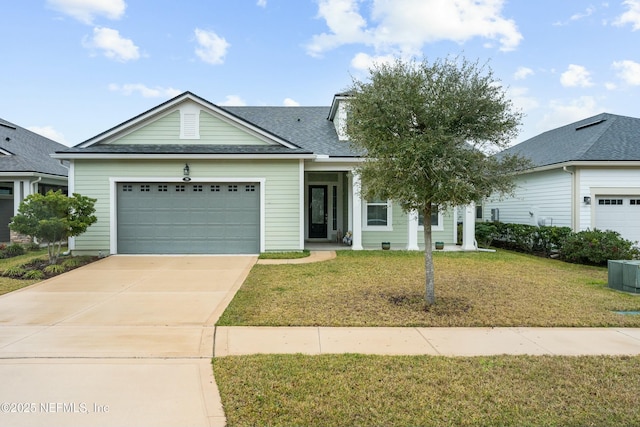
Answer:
[476, 222, 572, 257]
[476, 222, 639, 266]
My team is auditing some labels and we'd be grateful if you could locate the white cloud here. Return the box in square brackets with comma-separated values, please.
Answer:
[554, 6, 597, 25]
[507, 86, 539, 113]
[306, 0, 522, 57]
[218, 95, 246, 106]
[283, 98, 300, 106]
[27, 125, 68, 145]
[560, 64, 594, 87]
[350, 52, 397, 71]
[257, 0, 267, 7]
[108, 83, 181, 98]
[194, 28, 230, 65]
[605, 82, 618, 90]
[614, 0, 640, 30]
[513, 66, 534, 80]
[83, 26, 140, 62]
[538, 96, 602, 132]
[47, 0, 126, 24]
[612, 59, 640, 85]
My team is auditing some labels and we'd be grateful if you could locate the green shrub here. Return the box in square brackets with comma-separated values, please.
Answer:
[43, 264, 66, 275]
[23, 269, 45, 280]
[25, 242, 41, 251]
[2, 266, 26, 278]
[560, 229, 640, 266]
[5, 243, 25, 258]
[475, 223, 497, 248]
[61, 258, 82, 268]
[532, 225, 573, 256]
[490, 222, 572, 256]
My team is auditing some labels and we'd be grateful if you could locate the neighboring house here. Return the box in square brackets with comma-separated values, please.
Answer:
[53, 91, 476, 255]
[484, 113, 640, 245]
[0, 118, 69, 242]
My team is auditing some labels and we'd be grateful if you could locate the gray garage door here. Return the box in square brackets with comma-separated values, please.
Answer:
[117, 182, 260, 254]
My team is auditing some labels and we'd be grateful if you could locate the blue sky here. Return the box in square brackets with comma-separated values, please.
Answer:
[1, 0, 639, 146]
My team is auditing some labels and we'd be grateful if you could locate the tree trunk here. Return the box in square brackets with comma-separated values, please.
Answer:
[422, 205, 435, 305]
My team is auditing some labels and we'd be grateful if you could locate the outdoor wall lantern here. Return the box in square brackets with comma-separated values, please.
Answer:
[183, 163, 191, 182]
[583, 196, 591, 205]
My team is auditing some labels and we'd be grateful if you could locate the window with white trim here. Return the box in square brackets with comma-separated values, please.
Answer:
[363, 198, 392, 230]
[418, 205, 444, 231]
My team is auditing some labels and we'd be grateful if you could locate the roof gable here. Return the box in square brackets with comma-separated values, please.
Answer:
[501, 113, 640, 167]
[77, 92, 299, 149]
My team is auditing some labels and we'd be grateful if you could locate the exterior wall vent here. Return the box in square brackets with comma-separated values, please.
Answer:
[180, 104, 201, 139]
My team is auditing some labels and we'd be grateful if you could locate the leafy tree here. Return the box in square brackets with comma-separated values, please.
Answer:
[346, 57, 530, 304]
[10, 190, 97, 264]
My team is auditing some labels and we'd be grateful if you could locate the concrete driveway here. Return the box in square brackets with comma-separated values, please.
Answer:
[0, 255, 256, 427]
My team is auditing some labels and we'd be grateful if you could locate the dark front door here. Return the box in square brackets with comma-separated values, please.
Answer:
[309, 185, 328, 238]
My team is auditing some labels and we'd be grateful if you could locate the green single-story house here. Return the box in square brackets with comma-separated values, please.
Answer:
[53, 91, 477, 255]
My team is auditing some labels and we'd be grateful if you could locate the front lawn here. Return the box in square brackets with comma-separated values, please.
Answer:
[213, 353, 640, 427]
[217, 250, 640, 327]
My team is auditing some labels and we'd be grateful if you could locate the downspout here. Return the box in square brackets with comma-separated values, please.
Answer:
[30, 176, 42, 193]
[562, 166, 577, 232]
[58, 160, 72, 256]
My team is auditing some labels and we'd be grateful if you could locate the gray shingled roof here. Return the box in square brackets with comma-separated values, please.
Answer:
[224, 106, 362, 157]
[500, 113, 640, 167]
[0, 118, 68, 176]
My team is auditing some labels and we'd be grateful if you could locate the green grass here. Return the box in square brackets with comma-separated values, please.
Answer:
[214, 353, 640, 427]
[259, 250, 311, 260]
[0, 249, 48, 295]
[217, 250, 640, 327]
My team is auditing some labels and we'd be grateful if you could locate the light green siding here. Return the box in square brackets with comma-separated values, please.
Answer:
[72, 159, 301, 254]
[362, 203, 455, 250]
[112, 110, 271, 145]
[199, 112, 270, 145]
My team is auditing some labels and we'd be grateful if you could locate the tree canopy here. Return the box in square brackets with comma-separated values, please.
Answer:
[346, 57, 530, 304]
[10, 190, 97, 264]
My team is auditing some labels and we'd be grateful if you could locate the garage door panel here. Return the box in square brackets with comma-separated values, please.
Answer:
[117, 182, 260, 254]
[595, 196, 640, 245]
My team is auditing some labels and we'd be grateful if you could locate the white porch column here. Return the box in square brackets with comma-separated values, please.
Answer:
[407, 210, 419, 250]
[461, 202, 477, 250]
[351, 172, 363, 250]
[13, 180, 22, 215]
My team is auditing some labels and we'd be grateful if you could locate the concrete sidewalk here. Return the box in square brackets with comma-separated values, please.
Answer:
[214, 326, 640, 357]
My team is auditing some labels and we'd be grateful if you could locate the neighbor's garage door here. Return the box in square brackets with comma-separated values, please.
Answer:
[595, 196, 640, 246]
[117, 182, 260, 254]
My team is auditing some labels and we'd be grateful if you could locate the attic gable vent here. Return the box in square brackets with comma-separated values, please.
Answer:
[575, 119, 606, 131]
[180, 104, 201, 139]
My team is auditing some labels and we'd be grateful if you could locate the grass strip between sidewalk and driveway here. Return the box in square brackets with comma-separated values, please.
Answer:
[213, 353, 640, 427]
[217, 250, 640, 327]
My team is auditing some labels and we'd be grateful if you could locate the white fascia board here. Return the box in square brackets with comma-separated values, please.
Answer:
[51, 153, 317, 160]
[520, 160, 640, 175]
[0, 171, 67, 179]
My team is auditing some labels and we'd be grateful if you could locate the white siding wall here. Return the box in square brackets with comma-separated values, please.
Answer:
[578, 167, 640, 231]
[484, 169, 572, 227]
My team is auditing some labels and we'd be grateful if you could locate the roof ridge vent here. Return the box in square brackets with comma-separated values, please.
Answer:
[575, 118, 606, 131]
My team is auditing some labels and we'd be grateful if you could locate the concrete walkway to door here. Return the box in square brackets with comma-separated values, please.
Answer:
[0, 255, 256, 427]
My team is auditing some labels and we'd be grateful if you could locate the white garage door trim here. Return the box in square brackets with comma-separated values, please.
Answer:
[109, 177, 266, 254]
